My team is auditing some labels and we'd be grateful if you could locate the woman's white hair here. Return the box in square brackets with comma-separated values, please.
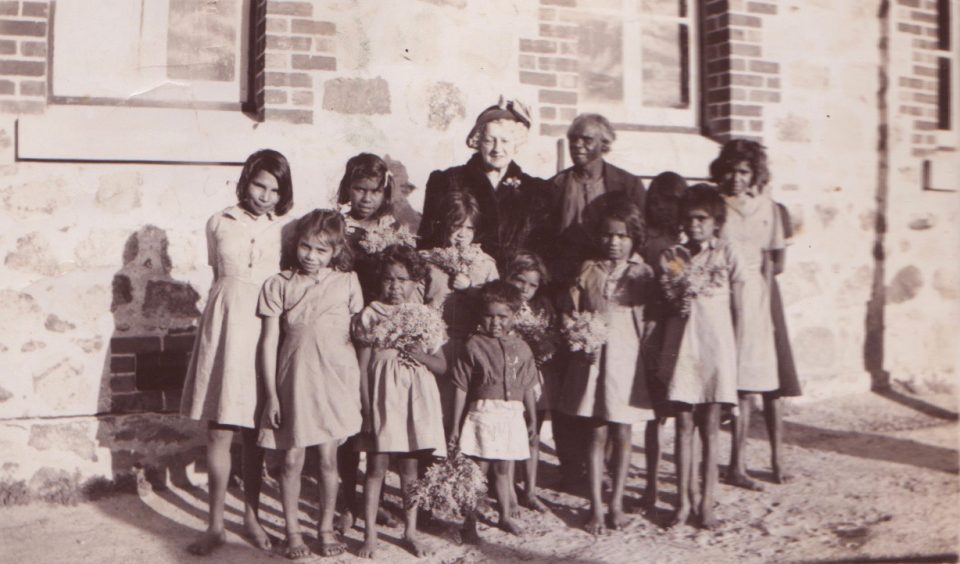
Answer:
[467, 118, 530, 150]
[567, 113, 616, 153]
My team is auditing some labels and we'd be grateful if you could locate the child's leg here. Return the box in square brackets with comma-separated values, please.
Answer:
[335, 437, 360, 532]
[279, 447, 309, 558]
[494, 459, 523, 535]
[506, 460, 519, 517]
[239, 428, 271, 550]
[638, 419, 661, 511]
[668, 410, 694, 528]
[520, 411, 547, 512]
[608, 423, 632, 530]
[762, 394, 789, 483]
[316, 442, 344, 556]
[398, 454, 433, 557]
[187, 425, 234, 556]
[728, 393, 764, 490]
[462, 459, 490, 544]
[586, 420, 608, 534]
[696, 404, 721, 529]
[358, 452, 389, 559]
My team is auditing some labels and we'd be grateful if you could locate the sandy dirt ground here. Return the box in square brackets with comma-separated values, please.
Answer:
[1, 389, 957, 564]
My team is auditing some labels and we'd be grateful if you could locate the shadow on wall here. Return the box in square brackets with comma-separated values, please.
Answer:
[95, 225, 206, 489]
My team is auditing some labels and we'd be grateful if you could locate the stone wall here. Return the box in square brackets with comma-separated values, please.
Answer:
[0, 0, 957, 489]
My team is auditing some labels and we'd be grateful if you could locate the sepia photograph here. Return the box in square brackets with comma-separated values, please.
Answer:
[0, 0, 957, 562]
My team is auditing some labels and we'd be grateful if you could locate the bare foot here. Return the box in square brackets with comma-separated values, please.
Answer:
[499, 518, 524, 536]
[358, 536, 378, 559]
[699, 510, 719, 530]
[520, 493, 548, 513]
[608, 506, 628, 531]
[666, 507, 690, 529]
[772, 467, 792, 484]
[318, 530, 345, 557]
[282, 533, 311, 560]
[243, 515, 272, 551]
[403, 532, 434, 557]
[584, 512, 604, 535]
[186, 529, 226, 556]
[335, 509, 355, 534]
[725, 471, 765, 491]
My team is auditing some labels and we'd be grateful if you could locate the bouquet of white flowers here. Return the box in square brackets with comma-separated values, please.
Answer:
[406, 446, 487, 517]
[356, 224, 417, 255]
[420, 243, 485, 277]
[660, 246, 728, 317]
[360, 303, 447, 357]
[514, 304, 557, 364]
[561, 311, 608, 356]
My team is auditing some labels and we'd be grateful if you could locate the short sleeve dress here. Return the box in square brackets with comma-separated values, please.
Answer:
[558, 256, 656, 424]
[721, 194, 784, 392]
[658, 239, 742, 406]
[353, 302, 447, 457]
[180, 205, 285, 428]
[256, 269, 364, 449]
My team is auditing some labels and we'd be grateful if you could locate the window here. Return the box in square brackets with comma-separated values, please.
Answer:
[572, 0, 698, 128]
[50, 0, 255, 111]
[935, 0, 958, 137]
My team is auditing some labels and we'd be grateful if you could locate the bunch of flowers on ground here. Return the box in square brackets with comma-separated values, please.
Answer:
[406, 445, 487, 518]
[561, 311, 608, 356]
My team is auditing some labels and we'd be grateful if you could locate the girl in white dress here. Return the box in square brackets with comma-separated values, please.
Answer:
[179, 149, 293, 555]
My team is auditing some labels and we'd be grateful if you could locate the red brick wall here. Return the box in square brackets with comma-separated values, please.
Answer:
[520, 0, 580, 138]
[701, 0, 781, 142]
[0, 0, 47, 114]
[894, 0, 943, 157]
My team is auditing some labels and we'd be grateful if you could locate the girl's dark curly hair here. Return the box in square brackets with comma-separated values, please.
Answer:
[478, 280, 523, 313]
[236, 149, 294, 216]
[294, 209, 353, 271]
[335, 152, 395, 219]
[709, 139, 770, 193]
[594, 193, 646, 251]
[504, 250, 550, 288]
[377, 244, 428, 283]
[439, 191, 482, 243]
[645, 171, 688, 232]
[680, 184, 727, 229]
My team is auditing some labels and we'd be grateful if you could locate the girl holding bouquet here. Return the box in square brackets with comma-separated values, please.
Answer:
[558, 195, 656, 534]
[257, 209, 362, 558]
[420, 192, 498, 433]
[352, 245, 448, 559]
[504, 251, 557, 513]
[450, 281, 539, 540]
[658, 185, 742, 529]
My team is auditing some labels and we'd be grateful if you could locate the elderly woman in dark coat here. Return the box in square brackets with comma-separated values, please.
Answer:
[417, 97, 552, 269]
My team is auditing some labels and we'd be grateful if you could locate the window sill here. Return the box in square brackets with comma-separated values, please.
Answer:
[600, 129, 720, 181]
[15, 105, 266, 165]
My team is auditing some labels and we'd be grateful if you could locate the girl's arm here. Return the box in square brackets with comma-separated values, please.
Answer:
[523, 388, 538, 445]
[357, 346, 373, 433]
[449, 387, 467, 446]
[405, 348, 447, 375]
[259, 316, 281, 428]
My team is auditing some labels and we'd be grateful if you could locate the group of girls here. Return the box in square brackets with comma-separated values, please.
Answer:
[179, 137, 800, 560]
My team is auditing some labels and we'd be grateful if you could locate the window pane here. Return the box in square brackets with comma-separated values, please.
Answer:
[577, 17, 624, 104]
[641, 22, 689, 108]
[639, 0, 685, 17]
[938, 57, 951, 130]
[167, 0, 241, 82]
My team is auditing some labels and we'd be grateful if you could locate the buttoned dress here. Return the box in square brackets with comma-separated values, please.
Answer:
[559, 256, 656, 424]
[256, 269, 364, 449]
[452, 333, 538, 460]
[180, 205, 285, 428]
[721, 194, 784, 392]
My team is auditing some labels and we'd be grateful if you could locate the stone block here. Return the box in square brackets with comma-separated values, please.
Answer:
[32, 359, 84, 412]
[776, 114, 812, 143]
[426, 81, 465, 132]
[5, 231, 62, 276]
[1, 177, 69, 217]
[886, 265, 923, 304]
[135, 350, 190, 392]
[95, 171, 143, 213]
[44, 314, 75, 333]
[322, 77, 390, 115]
[28, 422, 97, 462]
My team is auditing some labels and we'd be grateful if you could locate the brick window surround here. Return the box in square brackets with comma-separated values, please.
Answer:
[522, 0, 782, 144]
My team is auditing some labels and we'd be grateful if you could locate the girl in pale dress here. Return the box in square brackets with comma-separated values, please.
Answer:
[504, 251, 556, 513]
[420, 192, 498, 433]
[558, 196, 656, 534]
[179, 149, 293, 556]
[658, 185, 742, 529]
[353, 245, 448, 559]
[334, 153, 411, 533]
[449, 281, 539, 540]
[711, 139, 788, 490]
[258, 209, 362, 559]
